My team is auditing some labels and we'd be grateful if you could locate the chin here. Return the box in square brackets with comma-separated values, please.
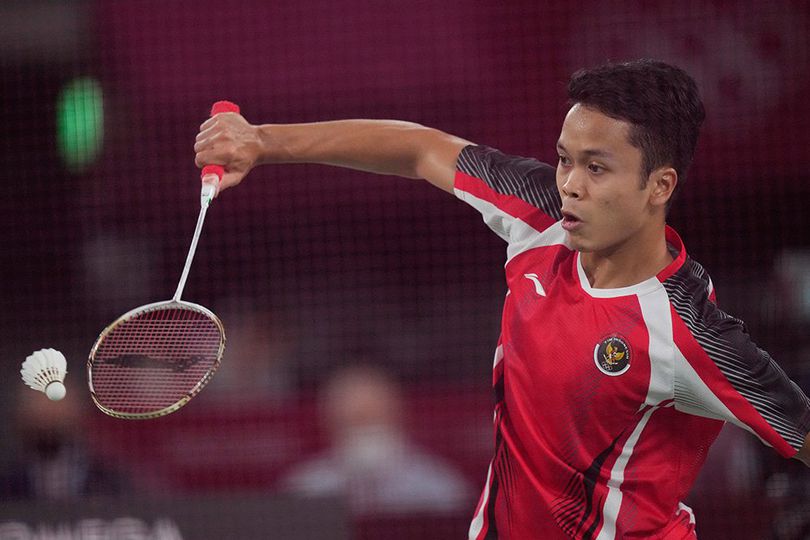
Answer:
[565, 233, 592, 253]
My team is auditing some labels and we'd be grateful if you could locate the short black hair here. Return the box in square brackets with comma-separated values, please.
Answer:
[567, 59, 705, 197]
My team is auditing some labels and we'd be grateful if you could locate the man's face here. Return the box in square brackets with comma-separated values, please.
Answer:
[555, 104, 659, 254]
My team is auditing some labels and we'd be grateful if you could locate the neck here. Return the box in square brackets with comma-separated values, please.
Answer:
[580, 222, 672, 289]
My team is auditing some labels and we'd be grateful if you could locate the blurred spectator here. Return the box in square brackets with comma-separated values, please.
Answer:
[0, 384, 129, 500]
[205, 298, 295, 401]
[281, 365, 474, 516]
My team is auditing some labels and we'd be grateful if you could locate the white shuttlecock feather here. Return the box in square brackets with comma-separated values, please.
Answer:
[21, 348, 67, 401]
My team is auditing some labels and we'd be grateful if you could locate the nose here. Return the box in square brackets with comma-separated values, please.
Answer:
[558, 167, 585, 200]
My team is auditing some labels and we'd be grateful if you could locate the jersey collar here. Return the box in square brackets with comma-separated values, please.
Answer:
[656, 225, 687, 282]
[575, 225, 687, 298]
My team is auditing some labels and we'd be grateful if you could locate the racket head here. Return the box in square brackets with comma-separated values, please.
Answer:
[88, 300, 225, 419]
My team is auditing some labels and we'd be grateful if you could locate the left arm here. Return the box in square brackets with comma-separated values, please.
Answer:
[670, 288, 810, 460]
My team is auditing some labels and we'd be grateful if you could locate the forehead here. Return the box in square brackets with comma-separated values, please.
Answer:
[558, 104, 635, 155]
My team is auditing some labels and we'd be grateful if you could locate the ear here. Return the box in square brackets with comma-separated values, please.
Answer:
[648, 167, 678, 208]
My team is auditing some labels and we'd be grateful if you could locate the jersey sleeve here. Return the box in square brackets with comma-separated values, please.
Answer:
[666, 261, 810, 457]
[454, 144, 562, 241]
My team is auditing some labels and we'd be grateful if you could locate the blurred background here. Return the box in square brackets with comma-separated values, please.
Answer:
[1, 0, 809, 538]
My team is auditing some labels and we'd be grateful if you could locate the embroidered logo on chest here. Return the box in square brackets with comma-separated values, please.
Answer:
[594, 335, 631, 376]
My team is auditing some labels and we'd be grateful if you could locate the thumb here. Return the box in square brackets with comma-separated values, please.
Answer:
[219, 171, 246, 193]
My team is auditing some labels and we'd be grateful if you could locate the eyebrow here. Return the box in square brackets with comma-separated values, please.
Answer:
[556, 141, 615, 160]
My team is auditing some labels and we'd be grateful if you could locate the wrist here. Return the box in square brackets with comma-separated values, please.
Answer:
[254, 123, 296, 165]
[253, 124, 272, 165]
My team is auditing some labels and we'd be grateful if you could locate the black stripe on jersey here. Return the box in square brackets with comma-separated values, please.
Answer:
[457, 145, 563, 220]
[551, 478, 586, 537]
[664, 257, 810, 451]
[580, 433, 619, 540]
[550, 433, 621, 539]
[493, 440, 516, 534]
[492, 397, 519, 534]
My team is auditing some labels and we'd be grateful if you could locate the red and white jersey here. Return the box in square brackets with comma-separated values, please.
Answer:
[454, 145, 810, 540]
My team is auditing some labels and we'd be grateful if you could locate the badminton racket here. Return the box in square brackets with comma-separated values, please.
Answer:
[87, 100, 239, 419]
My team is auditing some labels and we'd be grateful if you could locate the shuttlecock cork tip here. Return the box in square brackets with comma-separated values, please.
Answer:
[46, 381, 67, 401]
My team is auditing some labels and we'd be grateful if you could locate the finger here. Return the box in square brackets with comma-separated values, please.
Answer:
[195, 150, 224, 169]
[195, 123, 220, 144]
[199, 111, 242, 132]
[193, 134, 219, 153]
[199, 117, 217, 131]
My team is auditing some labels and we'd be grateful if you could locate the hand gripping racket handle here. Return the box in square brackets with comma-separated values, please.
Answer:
[200, 100, 241, 206]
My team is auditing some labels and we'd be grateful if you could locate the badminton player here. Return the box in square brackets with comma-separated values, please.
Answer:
[194, 60, 810, 539]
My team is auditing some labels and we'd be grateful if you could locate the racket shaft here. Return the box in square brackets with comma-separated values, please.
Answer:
[173, 203, 210, 301]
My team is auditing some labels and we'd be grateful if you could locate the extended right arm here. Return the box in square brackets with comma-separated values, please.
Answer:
[194, 114, 473, 194]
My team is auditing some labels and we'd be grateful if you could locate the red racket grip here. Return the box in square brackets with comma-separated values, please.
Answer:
[201, 101, 241, 183]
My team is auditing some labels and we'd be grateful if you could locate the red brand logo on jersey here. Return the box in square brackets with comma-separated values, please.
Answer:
[594, 336, 631, 376]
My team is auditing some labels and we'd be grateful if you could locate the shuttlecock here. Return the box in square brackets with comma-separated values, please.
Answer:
[21, 348, 67, 401]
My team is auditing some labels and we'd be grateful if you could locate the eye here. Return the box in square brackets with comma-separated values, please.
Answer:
[558, 155, 572, 167]
[588, 163, 605, 174]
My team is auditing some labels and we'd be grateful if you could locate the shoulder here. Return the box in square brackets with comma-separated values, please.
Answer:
[391, 445, 474, 502]
[455, 145, 562, 223]
[663, 257, 757, 359]
[457, 145, 556, 194]
[458, 144, 554, 172]
[281, 453, 344, 493]
[663, 257, 724, 326]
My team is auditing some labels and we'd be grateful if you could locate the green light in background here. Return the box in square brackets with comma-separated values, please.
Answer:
[56, 77, 104, 172]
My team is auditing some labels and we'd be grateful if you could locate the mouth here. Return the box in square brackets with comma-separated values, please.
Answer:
[561, 210, 583, 232]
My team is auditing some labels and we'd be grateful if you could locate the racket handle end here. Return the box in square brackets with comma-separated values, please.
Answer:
[211, 101, 240, 116]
